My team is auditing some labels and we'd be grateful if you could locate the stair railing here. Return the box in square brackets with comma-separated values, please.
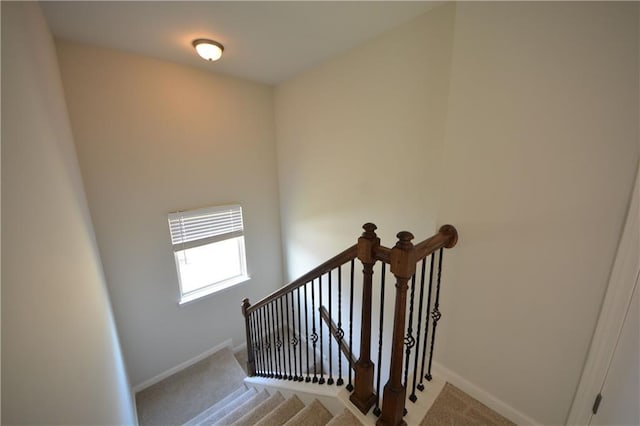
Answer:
[241, 223, 458, 426]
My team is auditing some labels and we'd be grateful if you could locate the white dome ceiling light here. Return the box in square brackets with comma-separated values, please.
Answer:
[192, 39, 224, 62]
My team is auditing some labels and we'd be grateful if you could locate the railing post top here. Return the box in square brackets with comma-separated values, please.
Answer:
[439, 224, 458, 249]
[242, 298, 251, 316]
[390, 231, 416, 278]
[361, 223, 378, 239]
[358, 223, 379, 264]
[395, 231, 415, 250]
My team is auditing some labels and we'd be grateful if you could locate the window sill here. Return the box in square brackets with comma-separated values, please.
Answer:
[178, 275, 251, 306]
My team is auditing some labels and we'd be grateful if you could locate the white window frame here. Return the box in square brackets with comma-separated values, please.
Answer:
[168, 204, 250, 304]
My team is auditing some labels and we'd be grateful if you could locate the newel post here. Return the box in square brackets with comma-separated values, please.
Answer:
[378, 232, 416, 426]
[350, 223, 379, 413]
[241, 298, 256, 377]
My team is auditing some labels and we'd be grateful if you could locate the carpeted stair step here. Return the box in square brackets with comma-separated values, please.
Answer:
[283, 399, 333, 426]
[231, 391, 285, 426]
[184, 385, 250, 425]
[211, 389, 270, 425]
[254, 395, 305, 426]
[326, 409, 362, 426]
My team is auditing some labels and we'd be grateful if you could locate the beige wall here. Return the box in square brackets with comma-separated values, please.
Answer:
[1, 3, 136, 424]
[56, 41, 284, 387]
[275, 2, 638, 424]
[274, 2, 457, 411]
[275, 4, 457, 280]
[437, 3, 638, 423]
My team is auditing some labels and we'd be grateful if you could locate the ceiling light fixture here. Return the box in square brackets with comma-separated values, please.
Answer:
[192, 39, 224, 62]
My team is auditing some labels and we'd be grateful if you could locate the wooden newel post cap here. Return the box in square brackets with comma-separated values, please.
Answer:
[241, 298, 251, 316]
[439, 224, 458, 248]
[361, 223, 377, 239]
[390, 231, 416, 278]
[395, 231, 414, 250]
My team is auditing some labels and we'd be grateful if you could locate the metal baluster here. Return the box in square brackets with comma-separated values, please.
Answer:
[410, 258, 427, 401]
[268, 305, 275, 377]
[282, 295, 292, 380]
[327, 270, 334, 385]
[249, 312, 259, 375]
[318, 275, 325, 384]
[336, 265, 344, 386]
[254, 310, 261, 376]
[275, 300, 283, 379]
[262, 307, 273, 378]
[311, 278, 319, 383]
[277, 298, 287, 380]
[260, 310, 267, 376]
[258, 309, 267, 376]
[304, 282, 311, 382]
[373, 262, 386, 417]
[290, 290, 298, 380]
[418, 254, 436, 389]
[253, 312, 263, 375]
[297, 287, 304, 381]
[426, 249, 444, 381]
[403, 272, 417, 403]
[347, 259, 355, 392]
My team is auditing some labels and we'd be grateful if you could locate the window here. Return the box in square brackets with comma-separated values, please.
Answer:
[168, 204, 249, 304]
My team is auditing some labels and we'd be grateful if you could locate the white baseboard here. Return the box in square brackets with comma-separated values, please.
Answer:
[433, 362, 540, 426]
[232, 341, 247, 354]
[132, 339, 233, 393]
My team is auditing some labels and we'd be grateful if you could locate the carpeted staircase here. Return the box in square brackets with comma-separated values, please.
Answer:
[137, 345, 513, 426]
[183, 384, 361, 426]
[164, 344, 362, 426]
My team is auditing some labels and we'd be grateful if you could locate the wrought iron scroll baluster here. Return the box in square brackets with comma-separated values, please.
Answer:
[258, 309, 266, 376]
[418, 254, 435, 390]
[304, 282, 311, 382]
[283, 295, 292, 380]
[262, 307, 273, 377]
[254, 310, 261, 375]
[297, 287, 303, 381]
[311, 278, 318, 383]
[289, 291, 298, 380]
[410, 258, 427, 400]
[403, 273, 417, 399]
[254, 312, 262, 375]
[249, 312, 258, 375]
[318, 275, 325, 385]
[268, 303, 274, 378]
[277, 301, 283, 379]
[259, 310, 266, 375]
[426, 248, 444, 381]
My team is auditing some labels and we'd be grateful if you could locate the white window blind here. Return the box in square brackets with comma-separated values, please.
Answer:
[168, 204, 244, 251]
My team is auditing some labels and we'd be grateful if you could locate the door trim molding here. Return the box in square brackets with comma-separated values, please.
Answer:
[566, 167, 640, 425]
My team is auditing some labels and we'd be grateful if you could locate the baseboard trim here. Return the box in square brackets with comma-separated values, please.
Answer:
[132, 339, 233, 393]
[433, 362, 540, 426]
[232, 341, 247, 354]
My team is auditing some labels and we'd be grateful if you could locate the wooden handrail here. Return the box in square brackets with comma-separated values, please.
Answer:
[247, 244, 358, 314]
[373, 225, 457, 265]
[414, 224, 458, 261]
[374, 246, 391, 263]
[319, 305, 357, 367]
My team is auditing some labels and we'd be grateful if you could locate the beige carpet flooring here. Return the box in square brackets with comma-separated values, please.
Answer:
[136, 347, 247, 425]
[137, 346, 514, 426]
[421, 383, 515, 426]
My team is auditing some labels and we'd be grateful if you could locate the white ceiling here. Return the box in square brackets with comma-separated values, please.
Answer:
[41, 1, 438, 85]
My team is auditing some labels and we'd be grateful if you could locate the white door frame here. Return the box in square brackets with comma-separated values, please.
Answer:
[566, 167, 640, 425]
